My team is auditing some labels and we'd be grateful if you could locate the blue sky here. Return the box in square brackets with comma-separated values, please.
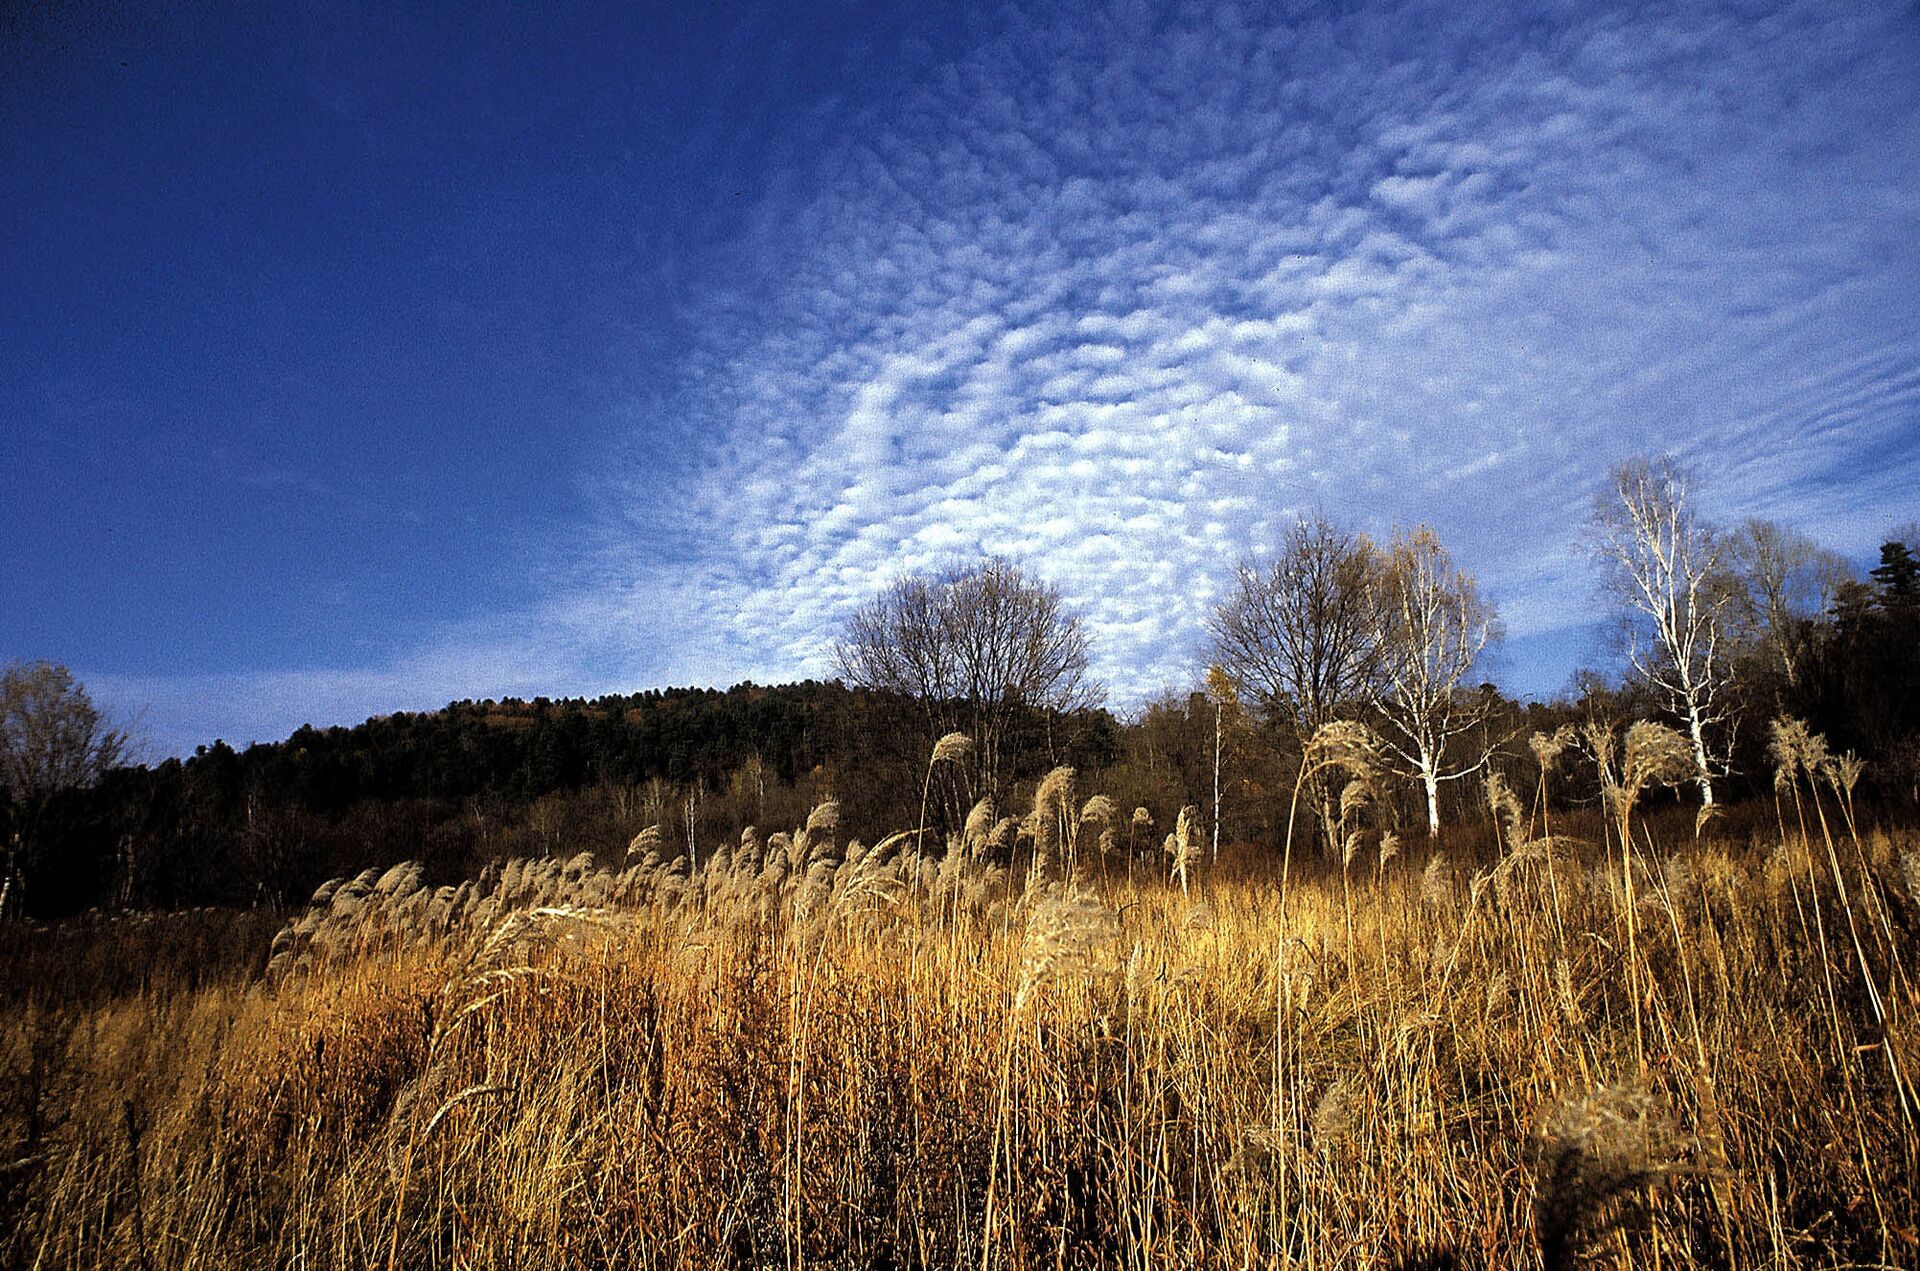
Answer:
[4, 1, 1916, 757]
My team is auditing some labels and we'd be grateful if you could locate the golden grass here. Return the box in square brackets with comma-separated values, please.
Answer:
[4, 796, 1918, 1268]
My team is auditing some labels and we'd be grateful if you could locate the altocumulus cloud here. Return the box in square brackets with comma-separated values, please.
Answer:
[589, 0, 1920, 704]
[106, 0, 1920, 751]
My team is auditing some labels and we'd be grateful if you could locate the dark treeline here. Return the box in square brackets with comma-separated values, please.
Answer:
[4, 682, 1119, 917]
[5, 539, 1917, 921]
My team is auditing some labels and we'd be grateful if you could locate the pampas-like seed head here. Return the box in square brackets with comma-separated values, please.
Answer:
[1582, 720, 1618, 786]
[1304, 720, 1382, 780]
[1768, 715, 1834, 791]
[1831, 751, 1866, 799]
[1530, 724, 1578, 773]
[1167, 806, 1200, 889]
[1079, 794, 1117, 826]
[1014, 886, 1119, 1013]
[1485, 770, 1524, 846]
[1032, 766, 1075, 816]
[1533, 1082, 1694, 1268]
[931, 732, 974, 764]
[626, 825, 663, 863]
[1622, 720, 1694, 798]
[1311, 1076, 1361, 1153]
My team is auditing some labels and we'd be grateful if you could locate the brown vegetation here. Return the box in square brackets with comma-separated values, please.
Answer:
[3, 731, 1917, 1268]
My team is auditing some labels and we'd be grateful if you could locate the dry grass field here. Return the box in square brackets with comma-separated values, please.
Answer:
[3, 736, 1917, 1268]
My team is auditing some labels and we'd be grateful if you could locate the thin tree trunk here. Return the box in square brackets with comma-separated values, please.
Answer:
[1212, 702, 1222, 861]
[1423, 763, 1441, 838]
[1687, 699, 1715, 806]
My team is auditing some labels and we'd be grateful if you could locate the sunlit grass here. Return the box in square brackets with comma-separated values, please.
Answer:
[3, 766, 1917, 1268]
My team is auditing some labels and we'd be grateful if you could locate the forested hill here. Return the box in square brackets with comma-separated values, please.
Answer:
[196, 682, 916, 810]
[23, 682, 1120, 916]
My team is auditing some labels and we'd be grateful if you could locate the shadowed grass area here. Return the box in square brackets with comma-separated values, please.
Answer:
[3, 778, 1916, 1268]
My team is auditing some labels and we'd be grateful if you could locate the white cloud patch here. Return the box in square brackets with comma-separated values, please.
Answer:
[603, 0, 1918, 704]
[112, 0, 1920, 749]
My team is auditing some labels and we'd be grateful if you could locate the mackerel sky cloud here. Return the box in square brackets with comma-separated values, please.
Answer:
[630, 0, 1920, 691]
[5, 0, 1917, 755]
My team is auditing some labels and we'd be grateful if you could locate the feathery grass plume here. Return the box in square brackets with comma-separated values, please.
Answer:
[1829, 750, 1866, 806]
[1079, 794, 1117, 827]
[962, 796, 995, 855]
[805, 800, 841, 835]
[793, 858, 840, 926]
[1025, 766, 1076, 877]
[1620, 721, 1695, 813]
[1835, 751, 1866, 792]
[1421, 852, 1452, 905]
[1013, 886, 1118, 1013]
[375, 861, 423, 899]
[1485, 769, 1525, 850]
[1529, 725, 1578, 773]
[1311, 1076, 1362, 1155]
[1304, 719, 1384, 779]
[917, 732, 976, 862]
[1167, 805, 1200, 895]
[931, 731, 974, 764]
[1339, 778, 1374, 821]
[1693, 802, 1723, 839]
[1767, 715, 1830, 787]
[329, 878, 372, 922]
[1581, 720, 1619, 791]
[1286, 719, 1386, 866]
[1378, 832, 1402, 869]
[625, 825, 663, 864]
[1032, 766, 1076, 815]
[1533, 1081, 1694, 1268]
[1130, 805, 1154, 856]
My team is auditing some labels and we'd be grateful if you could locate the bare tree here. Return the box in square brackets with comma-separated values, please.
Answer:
[1590, 456, 1734, 807]
[1, 662, 130, 917]
[1208, 515, 1380, 852]
[1727, 518, 1852, 691]
[1369, 526, 1502, 837]
[835, 557, 1098, 795]
[1203, 665, 1243, 860]
[1208, 514, 1380, 741]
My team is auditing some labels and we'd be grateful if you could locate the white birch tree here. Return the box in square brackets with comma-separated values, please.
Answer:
[1369, 527, 1501, 837]
[1590, 456, 1734, 807]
